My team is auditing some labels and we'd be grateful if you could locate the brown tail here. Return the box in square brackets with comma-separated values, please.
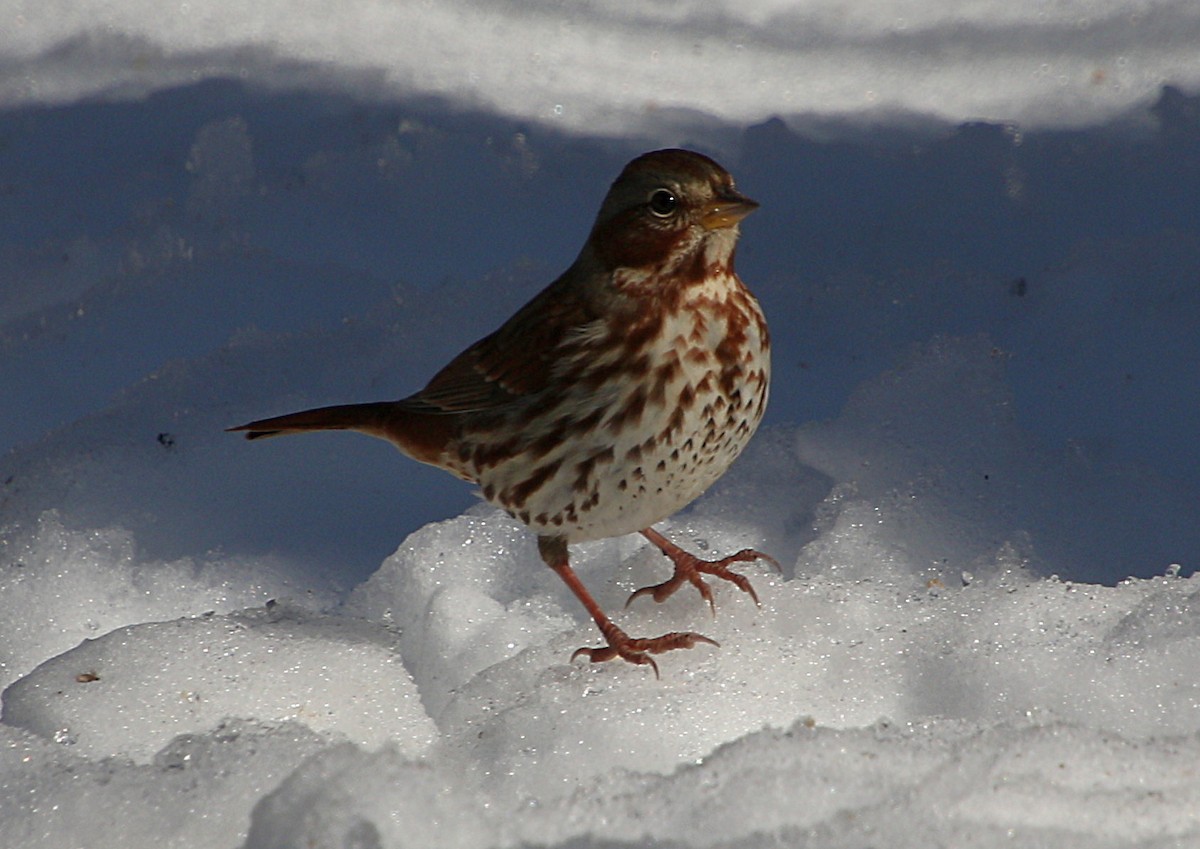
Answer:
[227, 402, 400, 440]
[228, 401, 457, 470]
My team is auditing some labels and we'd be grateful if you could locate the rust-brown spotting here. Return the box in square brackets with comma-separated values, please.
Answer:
[228, 148, 772, 674]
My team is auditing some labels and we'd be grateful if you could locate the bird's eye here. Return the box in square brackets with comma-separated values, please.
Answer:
[647, 189, 678, 218]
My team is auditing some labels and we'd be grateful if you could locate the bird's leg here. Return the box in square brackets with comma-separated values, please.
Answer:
[627, 527, 779, 613]
[539, 536, 717, 678]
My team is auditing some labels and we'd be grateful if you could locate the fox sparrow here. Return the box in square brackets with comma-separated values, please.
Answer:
[230, 148, 774, 675]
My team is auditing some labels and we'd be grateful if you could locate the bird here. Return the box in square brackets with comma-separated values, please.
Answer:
[229, 148, 775, 676]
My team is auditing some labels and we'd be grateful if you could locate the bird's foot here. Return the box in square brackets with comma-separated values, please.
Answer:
[630, 530, 780, 613]
[571, 624, 718, 679]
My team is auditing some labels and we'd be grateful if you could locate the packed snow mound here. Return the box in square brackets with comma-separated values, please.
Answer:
[241, 719, 1200, 849]
[5, 498, 1199, 847]
[0, 510, 327, 691]
[0, 719, 330, 849]
[2, 602, 434, 762]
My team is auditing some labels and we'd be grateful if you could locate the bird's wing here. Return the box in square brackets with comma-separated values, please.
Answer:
[398, 274, 601, 414]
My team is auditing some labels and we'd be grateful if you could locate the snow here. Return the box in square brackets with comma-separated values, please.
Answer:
[8, 0, 1200, 134]
[3, 3, 1200, 847]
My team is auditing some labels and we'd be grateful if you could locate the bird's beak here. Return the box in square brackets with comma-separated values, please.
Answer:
[700, 194, 759, 230]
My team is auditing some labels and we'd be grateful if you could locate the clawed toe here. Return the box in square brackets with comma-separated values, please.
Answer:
[750, 549, 783, 574]
[630, 529, 778, 612]
[625, 570, 715, 612]
[543, 532, 769, 679]
[572, 629, 719, 678]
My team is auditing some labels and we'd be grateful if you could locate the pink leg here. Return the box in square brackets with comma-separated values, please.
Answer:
[628, 528, 779, 613]
[539, 536, 716, 678]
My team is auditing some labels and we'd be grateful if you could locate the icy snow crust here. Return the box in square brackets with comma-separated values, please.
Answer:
[3, 6, 1200, 847]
